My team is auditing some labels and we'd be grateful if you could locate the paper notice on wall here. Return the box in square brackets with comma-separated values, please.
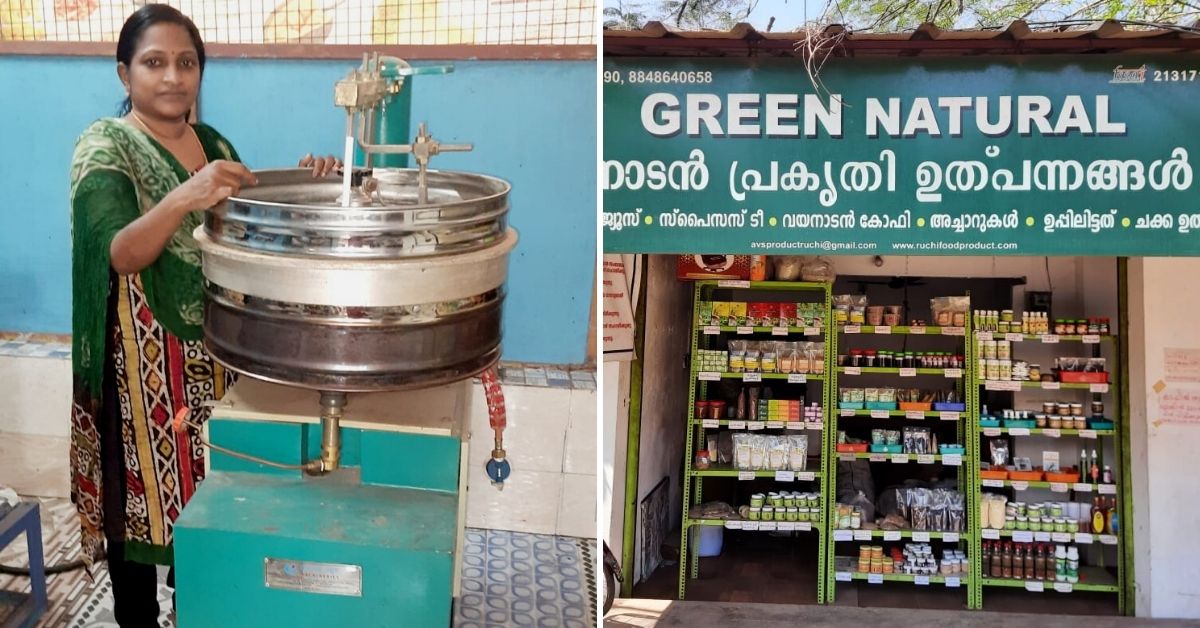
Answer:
[603, 255, 640, 361]
[1165, 348, 1200, 384]
[1157, 387, 1200, 426]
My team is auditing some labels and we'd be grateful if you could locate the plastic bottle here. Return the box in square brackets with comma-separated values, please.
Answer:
[1055, 545, 1067, 582]
[1079, 449, 1088, 483]
[1091, 497, 1105, 534]
[1102, 465, 1113, 484]
[1066, 546, 1079, 583]
[1034, 544, 1046, 580]
[750, 255, 768, 281]
[1090, 450, 1100, 483]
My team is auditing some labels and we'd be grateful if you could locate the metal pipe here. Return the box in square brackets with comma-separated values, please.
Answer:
[318, 391, 347, 472]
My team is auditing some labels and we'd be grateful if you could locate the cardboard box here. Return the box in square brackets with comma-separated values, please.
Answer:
[676, 255, 751, 280]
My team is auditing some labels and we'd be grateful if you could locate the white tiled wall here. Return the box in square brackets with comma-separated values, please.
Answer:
[465, 383, 597, 539]
[0, 354, 597, 539]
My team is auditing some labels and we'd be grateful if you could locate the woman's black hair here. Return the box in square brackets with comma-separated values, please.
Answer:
[116, 4, 206, 116]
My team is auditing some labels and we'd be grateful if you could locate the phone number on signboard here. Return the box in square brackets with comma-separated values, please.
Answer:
[603, 70, 714, 85]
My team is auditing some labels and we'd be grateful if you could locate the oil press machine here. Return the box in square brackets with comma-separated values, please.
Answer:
[172, 55, 517, 626]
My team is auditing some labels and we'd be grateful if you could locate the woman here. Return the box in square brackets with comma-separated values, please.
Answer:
[69, 5, 337, 624]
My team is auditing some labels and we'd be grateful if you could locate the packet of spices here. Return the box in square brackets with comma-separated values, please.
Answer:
[698, 302, 713, 326]
[712, 302, 730, 326]
[731, 302, 748, 326]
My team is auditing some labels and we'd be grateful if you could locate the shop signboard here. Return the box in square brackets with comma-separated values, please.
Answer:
[603, 55, 1200, 255]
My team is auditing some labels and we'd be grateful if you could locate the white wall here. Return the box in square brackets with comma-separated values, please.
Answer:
[604, 360, 631, 555]
[0, 355, 71, 438]
[632, 256, 693, 583]
[1127, 258, 1200, 619]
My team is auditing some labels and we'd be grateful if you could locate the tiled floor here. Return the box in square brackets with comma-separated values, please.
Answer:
[0, 497, 597, 627]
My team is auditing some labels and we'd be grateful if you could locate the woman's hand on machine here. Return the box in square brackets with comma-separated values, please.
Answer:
[299, 153, 342, 178]
[177, 160, 258, 211]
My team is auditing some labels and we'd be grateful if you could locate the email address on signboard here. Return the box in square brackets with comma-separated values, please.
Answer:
[749, 241, 1020, 251]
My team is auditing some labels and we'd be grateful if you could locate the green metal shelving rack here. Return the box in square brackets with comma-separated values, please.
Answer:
[825, 319, 976, 606]
[970, 331, 1128, 612]
[678, 280, 833, 603]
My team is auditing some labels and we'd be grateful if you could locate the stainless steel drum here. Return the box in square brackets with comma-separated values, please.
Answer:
[194, 168, 517, 392]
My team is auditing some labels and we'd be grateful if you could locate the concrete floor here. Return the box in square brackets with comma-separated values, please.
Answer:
[605, 599, 1200, 627]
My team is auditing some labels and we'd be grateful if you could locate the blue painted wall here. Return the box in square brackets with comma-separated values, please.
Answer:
[0, 57, 595, 364]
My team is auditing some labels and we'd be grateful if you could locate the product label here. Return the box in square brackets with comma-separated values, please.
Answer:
[787, 421, 805, 430]
[1054, 583, 1073, 593]
[945, 577, 961, 588]
[738, 471, 756, 481]
[910, 326, 927, 335]
[759, 521, 777, 531]
[868, 574, 884, 584]
[900, 367, 918, 377]
[883, 531, 902, 541]
[1011, 480, 1030, 491]
[856, 530, 875, 541]
[807, 422, 825, 431]
[805, 327, 822, 336]
[777, 522, 795, 531]
[1099, 484, 1118, 495]
[1080, 429, 1098, 439]
[845, 366, 862, 375]
[1083, 335, 1101, 344]
[836, 572, 852, 582]
[1050, 482, 1069, 493]
[737, 326, 754, 335]
[742, 521, 760, 531]
[725, 520, 743, 529]
[1041, 334, 1060, 344]
[728, 421, 747, 430]
[1075, 533, 1094, 544]
[771, 326, 789, 336]
[702, 419, 720, 428]
[945, 369, 964, 379]
[982, 479, 1005, 488]
[1026, 581, 1045, 592]
[1052, 532, 1072, 543]
[699, 371, 721, 381]
[1010, 428, 1031, 436]
[743, 372, 762, 382]
[1074, 483, 1093, 492]
[797, 521, 813, 531]
[1006, 333, 1025, 342]
[906, 410, 926, 420]
[871, 410, 891, 419]
[766, 421, 784, 429]
[844, 325, 861, 334]
[747, 422, 765, 431]
[982, 529, 1000, 540]
[1013, 531, 1033, 543]
[717, 280, 751, 289]
[1041, 382, 1062, 390]
[788, 374, 808, 384]
[797, 472, 816, 482]
[869, 454, 888, 462]
[943, 533, 960, 543]
[983, 428, 1002, 437]
[840, 409, 856, 417]
[703, 325, 720, 335]
[1043, 429, 1062, 438]
[1101, 535, 1119, 545]
[1091, 383, 1110, 393]
[892, 454, 911, 464]
[839, 453, 856, 462]
[944, 455, 963, 467]
[912, 532, 931, 542]
[986, 380, 1023, 391]
[263, 558, 362, 597]
[1035, 531, 1051, 542]
[915, 575, 930, 586]
[944, 327, 966, 336]
[917, 454, 936, 465]
[833, 530, 853, 542]
[876, 325, 892, 335]
[977, 331, 994, 341]
[775, 471, 795, 482]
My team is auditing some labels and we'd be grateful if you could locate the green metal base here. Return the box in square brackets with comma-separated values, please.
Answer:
[176, 471, 458, 627]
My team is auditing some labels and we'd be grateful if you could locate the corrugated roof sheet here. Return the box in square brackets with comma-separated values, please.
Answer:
[603, 19, 1200, 56]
